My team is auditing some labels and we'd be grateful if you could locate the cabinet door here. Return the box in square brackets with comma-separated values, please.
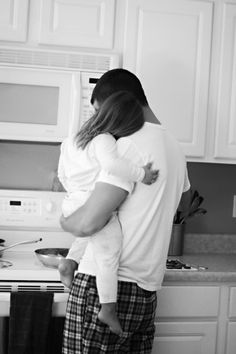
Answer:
[152, 322, 217, 354]
[227, 287, 236, 354]
[38, 0, 115, 48]
[0, 0, 29, 42]
[226, 322, 236, 354]
[214, 3, 236, 160]
[123, 0, 213, 157]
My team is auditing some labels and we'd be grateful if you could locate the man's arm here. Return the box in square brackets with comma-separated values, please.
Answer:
[60, 182, 128, 237]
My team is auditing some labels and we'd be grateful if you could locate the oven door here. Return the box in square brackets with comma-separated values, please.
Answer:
[0, 288, 69, 354]
[0, 292, 68, 354]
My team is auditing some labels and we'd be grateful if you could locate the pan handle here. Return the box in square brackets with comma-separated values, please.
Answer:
[0, 238, 42, 252]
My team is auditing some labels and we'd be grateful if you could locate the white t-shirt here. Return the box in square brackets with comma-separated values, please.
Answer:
[58, 133, 145, 196]
[78, 122, 190, 291]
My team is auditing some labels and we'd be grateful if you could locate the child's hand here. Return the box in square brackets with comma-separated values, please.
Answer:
[142, 162, 159, 185]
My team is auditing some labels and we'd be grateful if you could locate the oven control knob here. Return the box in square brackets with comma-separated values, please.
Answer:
[46, 201, 54, 213]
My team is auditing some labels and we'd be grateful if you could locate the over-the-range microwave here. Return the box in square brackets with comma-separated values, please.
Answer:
[0, 57, 119, 142]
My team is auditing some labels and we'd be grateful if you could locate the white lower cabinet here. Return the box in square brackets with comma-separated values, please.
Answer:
[152, 286, 219, 354]
[226, 322, 236, 354]
[153, 322, 217, 354]
[226, 287, 236, 354]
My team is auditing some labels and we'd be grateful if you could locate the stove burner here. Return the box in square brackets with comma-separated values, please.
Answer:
[166, 259, 192, 269]
[166, 258, 208, 271]
[0, 259, 12, 269]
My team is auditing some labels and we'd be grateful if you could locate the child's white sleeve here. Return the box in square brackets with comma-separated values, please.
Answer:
[57, 141, 68, 190]
[93, 134, 145, 182]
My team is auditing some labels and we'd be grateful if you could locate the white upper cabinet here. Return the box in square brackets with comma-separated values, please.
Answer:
[1, 0, 236, 162]
[37, 0, 115, 48]
[0, 0, 115, 49]
[214, 3, 236, 161]
[123, 0, 236, 163]
[0, 0, 29, 42]
[123, 0, 213, 158]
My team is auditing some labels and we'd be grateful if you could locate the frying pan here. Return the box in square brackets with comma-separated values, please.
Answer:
[35, 248, 69, 268]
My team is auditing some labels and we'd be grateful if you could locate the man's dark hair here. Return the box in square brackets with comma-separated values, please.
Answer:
[91, 68, 148, 106]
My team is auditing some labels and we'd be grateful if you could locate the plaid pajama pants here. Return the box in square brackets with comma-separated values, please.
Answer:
[62, 273, 157, 353]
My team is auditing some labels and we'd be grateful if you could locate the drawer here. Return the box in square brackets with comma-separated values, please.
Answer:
[156, 286, 220, 318]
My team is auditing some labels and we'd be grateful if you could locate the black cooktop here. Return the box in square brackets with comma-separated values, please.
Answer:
[166, 258, 193, 270]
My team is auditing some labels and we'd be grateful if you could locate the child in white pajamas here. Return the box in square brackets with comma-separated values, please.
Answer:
[58, 91, 158, 334]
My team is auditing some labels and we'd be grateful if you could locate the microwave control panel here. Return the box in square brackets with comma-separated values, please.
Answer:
[80, 72, 102, 128]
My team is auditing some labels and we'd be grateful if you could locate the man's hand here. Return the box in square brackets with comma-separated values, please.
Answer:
[60, 182, 128, 237]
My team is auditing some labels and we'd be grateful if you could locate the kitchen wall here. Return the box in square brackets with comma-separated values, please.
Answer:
[0, 140, 235, 234]
[186, 162, 236, 234]
[0, 141, 60, 190]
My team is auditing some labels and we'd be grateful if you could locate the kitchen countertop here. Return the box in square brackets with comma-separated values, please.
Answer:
[164, 254, 236, 283]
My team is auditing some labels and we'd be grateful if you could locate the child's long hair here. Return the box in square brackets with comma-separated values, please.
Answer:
[75, 91, 144, 149]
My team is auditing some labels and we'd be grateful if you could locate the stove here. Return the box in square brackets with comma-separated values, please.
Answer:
[166, 258, 207, 271]
[0, 189, 74, 316]
[0, 189, 207, 317]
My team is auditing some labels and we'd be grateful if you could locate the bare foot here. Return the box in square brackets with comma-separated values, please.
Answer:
[98, 303, 123, 335]
[58, 258, 77, 288]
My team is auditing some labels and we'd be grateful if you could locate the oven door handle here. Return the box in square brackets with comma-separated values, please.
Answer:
[0, 292, 69, 316]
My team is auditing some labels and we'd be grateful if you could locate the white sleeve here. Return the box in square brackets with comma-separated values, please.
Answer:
[183, 165, 191, 192]
[97, 170, 134, 194]
[93, 134, 145, 182]
[57, 141, 68, 190]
